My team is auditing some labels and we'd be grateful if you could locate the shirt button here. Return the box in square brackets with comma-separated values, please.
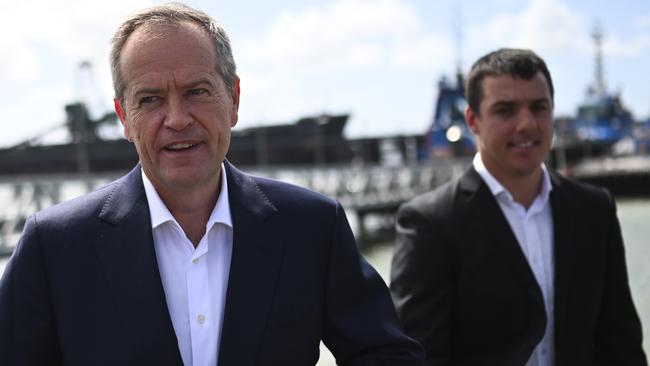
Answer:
[197, 314, 206, 324]
[192, 258, 199, 264]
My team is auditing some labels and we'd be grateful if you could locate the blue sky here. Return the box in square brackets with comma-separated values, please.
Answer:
[1, 0, 649, 147]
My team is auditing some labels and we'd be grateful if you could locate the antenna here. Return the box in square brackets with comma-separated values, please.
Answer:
[453, 4, 464, 82]
[75, 60, 107, 119]
[592, 22, 606, 97]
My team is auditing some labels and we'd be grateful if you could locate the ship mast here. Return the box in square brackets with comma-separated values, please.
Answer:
[592, 23, 607, 97]
[453, 4, 464, 86]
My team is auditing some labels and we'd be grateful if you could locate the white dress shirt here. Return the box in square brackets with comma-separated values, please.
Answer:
[142, 165, 233, 366]
[473, 154, 555, 366]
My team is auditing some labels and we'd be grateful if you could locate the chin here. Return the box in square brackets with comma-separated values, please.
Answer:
[511, 165, 542, 178]
[159, 170, 207, 189]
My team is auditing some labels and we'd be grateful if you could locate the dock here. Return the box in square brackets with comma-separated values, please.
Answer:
[0, 158, 471, 254]
[566, 155, 650, 196]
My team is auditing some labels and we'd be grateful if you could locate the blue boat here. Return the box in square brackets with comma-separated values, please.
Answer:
[564, 93, 634, 146]
[554, 25, 636, 161]
[422, 72, 475, 159]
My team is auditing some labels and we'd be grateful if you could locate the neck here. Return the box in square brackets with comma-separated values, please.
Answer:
[156, 175, 222, 247]
[498, 169, 543, 209]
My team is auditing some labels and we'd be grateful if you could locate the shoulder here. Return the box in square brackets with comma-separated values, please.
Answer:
[249, 173, 339, 212]
[13, 177, 125, 262]
[226, 162, 339, 213]
[31, 177, 122, 231]
[225, 163, 345, 232]
[550, 171, 614, 210]
[399, 171, 466, 220]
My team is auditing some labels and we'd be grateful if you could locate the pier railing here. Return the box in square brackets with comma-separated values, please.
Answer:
[0, 158, 471, 253]
[248, 160, 469, 212]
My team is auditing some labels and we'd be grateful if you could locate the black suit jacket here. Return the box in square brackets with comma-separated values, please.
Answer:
[390, 166, 646, 366]
[0, 162, 423, 365]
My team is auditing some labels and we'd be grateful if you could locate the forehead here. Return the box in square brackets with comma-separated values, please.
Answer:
[480, 72, 551, 106]
[120, 22, 217, 81]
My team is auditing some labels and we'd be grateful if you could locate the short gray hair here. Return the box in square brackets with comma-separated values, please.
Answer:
[110, 2, 238, 103]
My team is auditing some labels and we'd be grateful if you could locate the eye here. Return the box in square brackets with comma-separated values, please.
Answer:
[530, 103, 551, 115]
[493, 105, 513, 116]
[139, 96, 161, 106]
[187, 88, 209, 96]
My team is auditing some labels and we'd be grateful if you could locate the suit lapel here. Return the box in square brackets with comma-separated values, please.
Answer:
[218, 162, 286, 366]
[549, 173, 576, 352]
[460, 167, 547, 348]
[460, 168, 544, 297]
[95, 166, 182, 364]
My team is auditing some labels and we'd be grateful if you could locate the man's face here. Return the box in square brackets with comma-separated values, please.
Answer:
[115, 22, 239, 196]
[465, 72, 553, 183]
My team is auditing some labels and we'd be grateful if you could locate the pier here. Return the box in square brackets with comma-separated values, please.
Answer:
[566, 155, 650, 196]
[0, 158, 471, 254]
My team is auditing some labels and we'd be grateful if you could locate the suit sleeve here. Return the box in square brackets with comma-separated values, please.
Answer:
[321, 202, 424, 366]
[390, 202, 455, 366]
[0, 215, 63, 365]
[594, 194, 648, 365]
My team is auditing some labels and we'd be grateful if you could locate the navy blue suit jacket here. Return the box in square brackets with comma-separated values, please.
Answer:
[0, 162, 423, 365]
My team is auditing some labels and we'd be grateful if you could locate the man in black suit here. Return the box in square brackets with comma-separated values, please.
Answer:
[0, 3, 423, 365]
[390, 48, 646, 365]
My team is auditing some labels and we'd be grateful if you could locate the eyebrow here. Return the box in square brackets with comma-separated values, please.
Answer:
[183, 78, 215, 90]
[490, 97, 550, 107]
[132, 78, 216, 99]
[488, 100, 515, 110]
[530, 98, 551, 105]
[133, 87, 162, 99]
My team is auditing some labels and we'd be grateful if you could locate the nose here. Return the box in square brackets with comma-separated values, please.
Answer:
[164, 95, 192, 131]
[516, 108, 537, 132]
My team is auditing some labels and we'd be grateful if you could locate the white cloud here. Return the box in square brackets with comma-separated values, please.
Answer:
[391, 33, 454, 69]
[0, 0, 153, 146]
[0, 38, 40, 82]
[465, 0, 650, 61]
[237, 0, 438, 72]
[604, 34, 650, 58]
[456, 0, 650, 120]
[467, 0, 589, 56]
[234, 0, 453, 132]
[0, 0, 153, 82]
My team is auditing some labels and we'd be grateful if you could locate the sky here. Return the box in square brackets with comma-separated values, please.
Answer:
[1, 0, 650, 147]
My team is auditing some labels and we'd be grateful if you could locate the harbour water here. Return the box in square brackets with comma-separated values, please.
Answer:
[1, 198, 649, 363]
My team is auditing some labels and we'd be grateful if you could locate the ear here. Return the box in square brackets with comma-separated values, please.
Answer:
[114, 98, 132, 142]
[464, 106, 480, 135]
[230, 78, 241, 128]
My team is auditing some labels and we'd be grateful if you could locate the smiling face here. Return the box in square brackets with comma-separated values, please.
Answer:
[465, 72, 553, 185]
[114, 21, 239, 198]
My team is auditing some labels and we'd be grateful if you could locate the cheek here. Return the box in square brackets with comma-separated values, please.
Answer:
[493, 124, 513, 138]
[123, 120, 138, 142]
[483, 130, 507, 150]
[128, 111, 155, 141]
[126, 120, 142, 141]
[543, 122, 554, 135]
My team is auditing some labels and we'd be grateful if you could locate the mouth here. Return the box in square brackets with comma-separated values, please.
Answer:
[164, 142, 200, 152]
[509, 140, 537, 149]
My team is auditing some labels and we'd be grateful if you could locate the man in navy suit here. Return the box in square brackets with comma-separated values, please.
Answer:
[0, 3, 422, 365]
[390, 48, 646, 365]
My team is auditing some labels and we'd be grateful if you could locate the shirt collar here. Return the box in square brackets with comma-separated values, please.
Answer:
[141, 164, 232, 230]
[473, 153, 553, 206]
